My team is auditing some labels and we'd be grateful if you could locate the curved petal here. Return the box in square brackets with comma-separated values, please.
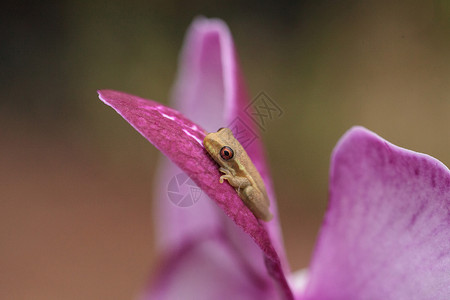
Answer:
[168, 18, 287, 271]
[154, 17, 250, 254]
[98, 90, 293, 299]
[153, 18, 290, 299]
[303, 127, 450, 299]
[143, 234, 278, 300]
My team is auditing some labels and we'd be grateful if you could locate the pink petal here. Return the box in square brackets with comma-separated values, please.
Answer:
[153, 17, 245, 253]
[146, 234, 278, 300]
[152, 18, 290, 299]
[98, 89, 293, 299]
[303, 127, 450, 299]
[168, 18, 288, 272]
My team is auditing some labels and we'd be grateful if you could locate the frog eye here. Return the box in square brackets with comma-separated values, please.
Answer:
[220, 146, 234, 160]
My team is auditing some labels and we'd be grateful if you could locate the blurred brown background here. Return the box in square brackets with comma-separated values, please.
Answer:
[1, 0, 449, 299]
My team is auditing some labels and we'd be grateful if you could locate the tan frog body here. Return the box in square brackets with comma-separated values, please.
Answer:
[203, 128, 273, 221]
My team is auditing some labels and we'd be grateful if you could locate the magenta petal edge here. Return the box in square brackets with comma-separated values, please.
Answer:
[98, 89, 294, 299]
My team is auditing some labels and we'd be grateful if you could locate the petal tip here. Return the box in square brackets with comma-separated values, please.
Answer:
[331, 126, 373, 161]
[333, 126, 449, 174]
[97, 89, 113, 105]
[190, 16, 231, 35]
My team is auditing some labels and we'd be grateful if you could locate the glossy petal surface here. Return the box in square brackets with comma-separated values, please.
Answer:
[98, 89, 292, 299]
[304, 127, 450, 299]
[152, 17, 290, 299]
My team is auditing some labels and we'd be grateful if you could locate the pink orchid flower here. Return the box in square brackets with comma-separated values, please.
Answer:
[98, 18, 449, 300]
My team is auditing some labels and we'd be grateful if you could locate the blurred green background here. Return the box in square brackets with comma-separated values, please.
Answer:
[1, 0, 449, 299]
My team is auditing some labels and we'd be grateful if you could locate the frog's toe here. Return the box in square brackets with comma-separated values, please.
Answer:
[219, 175, 231, 183]
[219, 167, 230, 175]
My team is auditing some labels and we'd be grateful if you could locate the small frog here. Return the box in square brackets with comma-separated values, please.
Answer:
[203, 128, 273, 221]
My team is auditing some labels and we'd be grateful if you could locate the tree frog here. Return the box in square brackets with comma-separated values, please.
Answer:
[203, 128, 273, 221]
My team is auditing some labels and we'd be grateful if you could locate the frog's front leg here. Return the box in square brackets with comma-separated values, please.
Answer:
[219, 168, 251, 192]
[219, 167, 231, 184]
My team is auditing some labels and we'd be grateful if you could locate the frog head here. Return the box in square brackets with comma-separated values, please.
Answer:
[203, 128, 241, 173]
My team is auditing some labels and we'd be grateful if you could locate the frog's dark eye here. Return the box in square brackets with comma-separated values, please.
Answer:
[220, 146, 234, 160]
